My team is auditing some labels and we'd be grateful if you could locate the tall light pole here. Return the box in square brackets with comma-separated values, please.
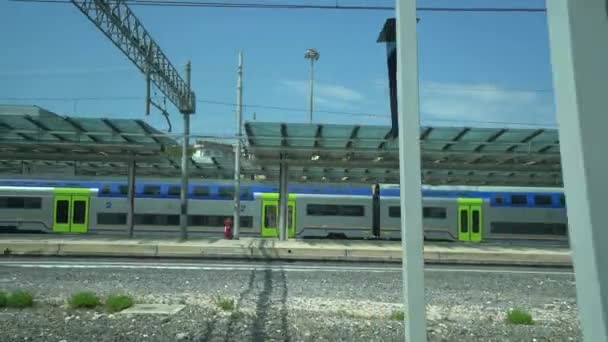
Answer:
[233, 50, 243, 240]
[304, 48, 320, 124]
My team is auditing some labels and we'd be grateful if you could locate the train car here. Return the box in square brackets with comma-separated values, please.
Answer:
[379, 184, 568, 243]
[0, 186, 97, 233]
[93, 181, 262, 237]
[0, 177, 568, 244]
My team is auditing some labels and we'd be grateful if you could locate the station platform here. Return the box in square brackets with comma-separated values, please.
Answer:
[0, 235, 572, 267]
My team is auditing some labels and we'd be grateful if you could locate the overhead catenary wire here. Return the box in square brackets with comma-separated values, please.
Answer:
[0, 96, 557, 128]
[9, 0, 546, 12]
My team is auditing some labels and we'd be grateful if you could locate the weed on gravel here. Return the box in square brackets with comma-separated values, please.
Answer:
[214, 296, 235, 311]
[69, 291, 101, 309]
[106, 294, 134, 313]
[7, 290, 34, 308]
[0, 290, 7, 307]
[506, 309, 534, 325]
[390, 310, 405, 321]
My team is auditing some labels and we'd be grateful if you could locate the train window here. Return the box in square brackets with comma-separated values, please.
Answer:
[219, 187, 235, 199]
[193, 186, 210, 197]
[168, 186, 181, 196]
[72, 200, 87, 224]
[265, 205, 277, 228]
[97, 213, 127, 225]
[143, 185, 161, 196]
[119, 185, 129, 195]
[189, 215, 253, 228]
[23, 198, 41, 209]
[288, 206, 294, 228]
[510, 195, 528, 205]
[56, 200, 69, 224]
[340, 205, 364, 216]
[460, 209, 468, 233]
[472, 210, 480, 233]
[0, 197, 41, 209]
[241, 216, 253, 228]
[534, 195, 552, 206]
[306, 204, 364, 216]
[4, 197, 24, 208]
[390, 207, 446, 219]
[134, 214, 179, 226]
[101, 185, 111, 194]
[424, 207, 447, 219]
[494, 196, 504, 205]
[491, 222, 567, 236]
[560, 195, 566, 206]
[167, 215, 180, 226]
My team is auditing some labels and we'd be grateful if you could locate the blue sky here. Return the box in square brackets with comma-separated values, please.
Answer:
[0, 0, 553, 137]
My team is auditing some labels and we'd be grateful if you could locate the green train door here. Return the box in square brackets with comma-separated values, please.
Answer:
[261, 193, 296, 238]
[457, 198, 483, 242]
[53, 188, 90, 233]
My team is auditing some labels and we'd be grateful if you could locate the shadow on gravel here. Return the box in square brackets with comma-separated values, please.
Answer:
[251, 268, 272, 342]
[197, 240, 292, 342]
[198, 270, 257, 342]
[198, 317, 219, 342]
[250, 240, 291, 342]
[278, 265, 290, 342]
[223, 270, 256, 342]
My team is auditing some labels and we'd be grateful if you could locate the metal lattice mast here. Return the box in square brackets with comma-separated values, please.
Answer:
[70, 0, 195, 114]
[72, 0, 196, 241]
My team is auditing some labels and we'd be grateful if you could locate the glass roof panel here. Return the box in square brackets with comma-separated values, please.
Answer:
[319, 125, 358, 148]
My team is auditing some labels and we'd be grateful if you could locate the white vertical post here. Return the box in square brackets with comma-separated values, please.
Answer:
[396, 0, 427, 341]
[127, 158, 136, 238]
[233, 51, 243, 240]
[546, 1, 608, 341]
[308, 58, 314, 124]
[278, 159, 288, 241]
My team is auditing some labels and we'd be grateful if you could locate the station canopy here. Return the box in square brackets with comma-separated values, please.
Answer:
[0, 105, 238, 178]
[244, 122, 563, 187]
[0, 105, 176, 162]
[0, 105, 563, 187]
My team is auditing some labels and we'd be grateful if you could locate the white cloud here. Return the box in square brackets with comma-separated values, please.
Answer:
[419, 81, 555, 126]
[279, 79, 366, 109]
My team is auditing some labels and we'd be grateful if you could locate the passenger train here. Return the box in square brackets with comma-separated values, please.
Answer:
[0, 177, 568, 244]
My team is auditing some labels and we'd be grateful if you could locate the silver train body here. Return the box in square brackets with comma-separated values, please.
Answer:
[0, 179, 569, 244]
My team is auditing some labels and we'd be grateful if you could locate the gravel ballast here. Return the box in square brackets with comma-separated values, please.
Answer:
[0, 259, 581, 341]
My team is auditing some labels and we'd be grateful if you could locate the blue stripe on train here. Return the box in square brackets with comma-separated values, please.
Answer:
[0, 178, 565, 208]
[380, 188, 565, 208]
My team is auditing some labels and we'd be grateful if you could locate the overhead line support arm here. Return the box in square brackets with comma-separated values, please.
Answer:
[70, 0, 195, 114]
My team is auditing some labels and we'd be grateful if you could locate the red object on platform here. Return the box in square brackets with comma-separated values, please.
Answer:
[224, 217, 233, 239]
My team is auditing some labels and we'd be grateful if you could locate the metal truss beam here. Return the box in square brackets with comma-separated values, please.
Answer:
[71, 0, 195, 114]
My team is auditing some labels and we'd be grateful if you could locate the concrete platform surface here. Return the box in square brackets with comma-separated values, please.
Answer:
[0, 235, 572, 266]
